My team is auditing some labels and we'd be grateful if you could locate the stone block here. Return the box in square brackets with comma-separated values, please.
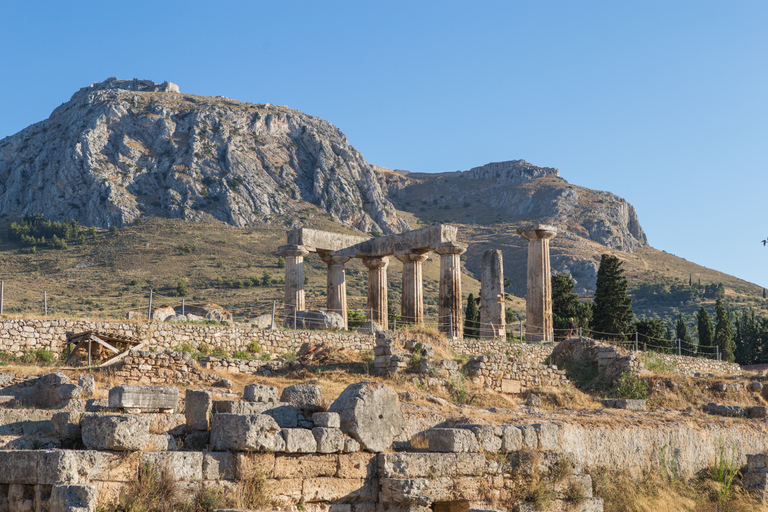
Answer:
[380, 478, 433, 506]
[78, 375, 96, 398]
[264, 404, 299, 428]
[81, 415, 150, 451]
[50, 484, 97, 512]
[457, 424, 502, 452]
[500, 425, 522, 453]
[282, 428, 318, 453]
[750, 406, 768, 418]
[85, 451, 139, 482]
[378, 453, 487, 478]
[140, 452, 203, 481]
[52, 412, 83, 439]
[203, 452, 237, 480]
[520, 425, 538, 449]
[0, 451, 39, 484]
[143, 433, 177, 451]
[281, 384, 326, 412]
[108, 385, 178, 411]
[747, 453, 768, 472]
[602, 399, 646, 411]
[243, 384, 278, 403]
[425, 428, 480, 453]
[185, 389, 212, 431]
[338, 453, 377, 479]
[313, 427, 345, 453]
[313, 412, 341, 428]
[344, 436, 361, 453]
[210, 414, 285, 452]
[213, 400, 274, 415]
[272, 454, 337, 479]
[328, 382, 404, 453]
[533, 423, 559, 451]
[303, 477, 374, 503]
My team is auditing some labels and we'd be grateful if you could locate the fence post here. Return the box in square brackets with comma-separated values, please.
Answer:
[677, 337, 681, 356]
[182, 298, 185, 317]
[44, 292, 47, 317]
[270, 301, 276, 330]
[1, 281, 4, 315]
[449, 314, 454, 339]
[579, 326, 582, 341]
[520, 321, 523, 344]
[293, 305, 297, 330]
[148, 289, 153, 321]
[716, 345, 720, 361]
[634, 332, 638, 352]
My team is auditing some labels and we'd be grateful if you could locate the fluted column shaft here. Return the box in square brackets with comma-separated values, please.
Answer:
[319, 252, 351, 330]
[480, 249, 506, 340]
[362, 256, 389, 329]
[395, 250, 430, 326]
[518, 225, 557, 343]
[279, 245, 310, 313]
[435, 242, 466, 338]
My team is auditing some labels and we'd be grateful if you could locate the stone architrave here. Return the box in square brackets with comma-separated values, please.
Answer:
[395, 249, 430, 326]
[517, 225, 557, 343]
[435, 242, 466, 337]
[278, 244, 310, 313]
[319, 251, 351, 330]
[480, 249, 506, 340]
[362, 256, 389, 329]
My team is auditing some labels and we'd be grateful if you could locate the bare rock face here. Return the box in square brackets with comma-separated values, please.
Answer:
[0, 78, 408, 235]
[328, 382, 405, 453]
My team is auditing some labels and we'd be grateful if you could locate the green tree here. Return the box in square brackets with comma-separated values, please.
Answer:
[675, 313, 694, 355]
[176, 278, 189, 297]
[387, 290, 401, 330]
[551, 274, 592, 341]
[464, 293, 479, 339]
[633, 317, 671, 351]
[592, 254, 633, 341]
[261, 271, 272, 287]
[277, 256, 286, 269]
[696, 306, 714, 349]
[714, 299, 735, 362]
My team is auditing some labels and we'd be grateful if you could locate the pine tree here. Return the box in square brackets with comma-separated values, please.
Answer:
[675, 313, 694, 355]
[592, 254, 633, 341]
[464, 293, 479, 339]
[714, 299, 735, 362]
[696, 306, 714, 349]
[551, 274, 592, 341]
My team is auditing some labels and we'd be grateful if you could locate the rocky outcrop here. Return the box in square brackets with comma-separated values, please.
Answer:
[0, 78, 408, 235]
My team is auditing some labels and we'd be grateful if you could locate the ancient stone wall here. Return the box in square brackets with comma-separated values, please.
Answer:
[652, 353, 741, 376]
[463, 355, 569, 393]
[115, 350, 222, 386]
[447, 339, 553, 363]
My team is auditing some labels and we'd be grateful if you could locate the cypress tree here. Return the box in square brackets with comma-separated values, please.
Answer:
[714, 299, 735, 362]
[763, 288, 766, 299]
[675, 313, 694, 355]
[551, 274, 592, 341]
[696, 306, 714, 349]
[592, 254, 633, 341]
[464, 293, 479, 339]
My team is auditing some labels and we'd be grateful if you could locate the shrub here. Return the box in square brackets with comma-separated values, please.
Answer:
[176, 279, 189, 297]
[641, 352, 677, 374]
[246, 341, 262, 353]
[614, 371, 650, 399]
[711, 442, 739, 503]
[232, 351, 250, 360]
[211, 348, 228, 358]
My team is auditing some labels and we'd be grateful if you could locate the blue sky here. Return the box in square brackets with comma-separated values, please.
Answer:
[1, 1, 766, 288]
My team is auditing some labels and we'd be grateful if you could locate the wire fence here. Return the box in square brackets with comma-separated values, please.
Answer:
[0, 280, 729, 361]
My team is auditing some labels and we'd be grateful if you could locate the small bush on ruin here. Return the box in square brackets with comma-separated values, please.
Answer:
[210, 348, 228, 358]
[231, 351, 249, 360]
[614, 371, 650, 400]
[246, 341, 262, 353]
[564, 481, 587, 505]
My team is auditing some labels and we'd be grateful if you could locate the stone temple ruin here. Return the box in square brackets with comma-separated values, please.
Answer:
[278, 224, 559, 342]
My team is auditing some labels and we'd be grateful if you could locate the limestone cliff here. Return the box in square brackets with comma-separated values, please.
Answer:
[0, 78, 408, 234]
[386, 160, 648, 252]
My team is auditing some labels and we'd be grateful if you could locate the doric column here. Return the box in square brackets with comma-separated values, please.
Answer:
[278, 244, 310, 313]
[361, 256, 389, 329]
[318, 252, 351, 330]
[480, 249, 506, 340]
[435, 242, 466, 338]
[517, 225, 557, 343]
[395, 249, 430, 326]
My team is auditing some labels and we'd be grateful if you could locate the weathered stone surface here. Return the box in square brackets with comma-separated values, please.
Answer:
[328, 382, 404, 453]
[52, 412, 84, 439]
[108, 385, 178, 411]
[281, 384, 326, 412]
[0, 451, 40, 483]
[272, 454, 336, 479]
[264, 404, 299, 428]
[282, 428, 318, 453]
[213, 400, 275, 415]
[81, 415, 150, 451]
[501, 425, 523, 453]
[526, 393, 542, 407]
[288, 310, 345, 331]
[185, 389, 212, 431]
[479, 249, 505, 339]
[533, 423, 559, 451]
[313, 412, 340, 428]
[202, 452, 237, 480]
[303, 476, 375, 503]
[140, 452, 203, 481]
[602, 398, 646, 411]
[210, 414, 284, 452]
[185, 430, 210, 450]
[50, 484, 97, 512]
[344, 436, 361, 453]
[380, 478, 434, 506]
[457, 424, 502, 452]
[313, 427, 345, 453]
[243, 384, 278, 403]
[520, 425, 538, 450]
[78, 375, 96, 398]
[425, 428, 480, 453]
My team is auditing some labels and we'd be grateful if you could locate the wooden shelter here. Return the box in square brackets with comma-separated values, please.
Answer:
[64, 331, 142, 366]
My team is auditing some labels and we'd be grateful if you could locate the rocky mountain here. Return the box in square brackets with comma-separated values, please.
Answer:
[0, 78, 408, 234]
[384, 160, 647, 253]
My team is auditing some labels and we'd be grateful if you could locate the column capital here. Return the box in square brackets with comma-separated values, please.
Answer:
[394, 248, 430, 263]
[517, 224, 557, 241]
[278, 244, 310, 258]
[435, 241, 467, 256]
[318, 251, 351, 266]
[361, 255, 390, 269]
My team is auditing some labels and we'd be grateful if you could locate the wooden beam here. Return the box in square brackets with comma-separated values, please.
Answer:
[90, 335, 120, 354]
[98, 343, 144, 368]
[65, 338, 89, 364]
